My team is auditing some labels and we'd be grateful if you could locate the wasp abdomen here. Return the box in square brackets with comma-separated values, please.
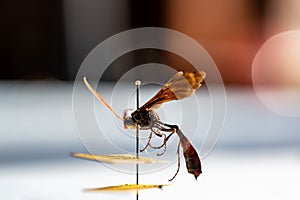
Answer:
[183, 143, 202, 179]
[177, 129, 202, 179]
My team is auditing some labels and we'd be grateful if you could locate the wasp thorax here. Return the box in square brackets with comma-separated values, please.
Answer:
[129, 107, 160, 130]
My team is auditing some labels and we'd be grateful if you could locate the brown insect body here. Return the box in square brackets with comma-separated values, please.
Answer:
[83, 71, 206, 181]
[177, 129, 202, 179]
[131, 108, 158, 129]
[123, 108, 160, 130]
[124, 108, 202, 180]
[122, 71, 205, 181]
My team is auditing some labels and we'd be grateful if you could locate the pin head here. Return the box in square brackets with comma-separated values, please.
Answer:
[135, 80, 141, 86]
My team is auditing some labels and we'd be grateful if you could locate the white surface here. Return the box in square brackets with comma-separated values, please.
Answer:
[0, 81, 300, 199]
[0, 150, 299, 200]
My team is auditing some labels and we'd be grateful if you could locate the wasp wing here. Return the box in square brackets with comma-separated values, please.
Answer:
[141, 71, 206, 109]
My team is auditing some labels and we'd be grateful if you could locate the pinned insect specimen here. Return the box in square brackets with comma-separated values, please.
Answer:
[83, 71, 206, 181]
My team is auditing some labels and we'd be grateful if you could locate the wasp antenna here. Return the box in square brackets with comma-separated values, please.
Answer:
[83, 76, 123, 121]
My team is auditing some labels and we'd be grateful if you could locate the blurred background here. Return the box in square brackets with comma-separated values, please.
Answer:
[1, 0, 300, 199]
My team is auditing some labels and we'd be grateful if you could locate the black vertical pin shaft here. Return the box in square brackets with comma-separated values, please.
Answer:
[135, 80, 141, 200]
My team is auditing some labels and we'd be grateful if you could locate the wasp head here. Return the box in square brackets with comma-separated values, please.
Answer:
[123, 109, 136, 129]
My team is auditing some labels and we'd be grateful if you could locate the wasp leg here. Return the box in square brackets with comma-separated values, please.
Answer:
[140, 127, 166, 155]
[156, 127, 178, 156]
[156, 134, 167, 156]
[153, 124, 175, 156]
[158, 122, 179, 142]
[154, 122, 178, 151]
[159, 122, 179, 132]
[168, 141, 181, 181]
[140, 131, 153, 152]
[148, 127, 167, 156]
[160, 127, 176, 141]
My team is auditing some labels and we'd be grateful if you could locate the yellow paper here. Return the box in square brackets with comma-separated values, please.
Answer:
[85, 183, 171, 192]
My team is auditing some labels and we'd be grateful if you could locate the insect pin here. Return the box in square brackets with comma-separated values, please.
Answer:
[83, 71, 206, 181]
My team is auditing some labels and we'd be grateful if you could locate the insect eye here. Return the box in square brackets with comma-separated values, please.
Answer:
[123, 109, 135, 129]
[123, 117, 135, 129]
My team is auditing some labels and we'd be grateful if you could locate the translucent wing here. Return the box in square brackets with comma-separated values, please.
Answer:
[141, 71, 206, 109]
